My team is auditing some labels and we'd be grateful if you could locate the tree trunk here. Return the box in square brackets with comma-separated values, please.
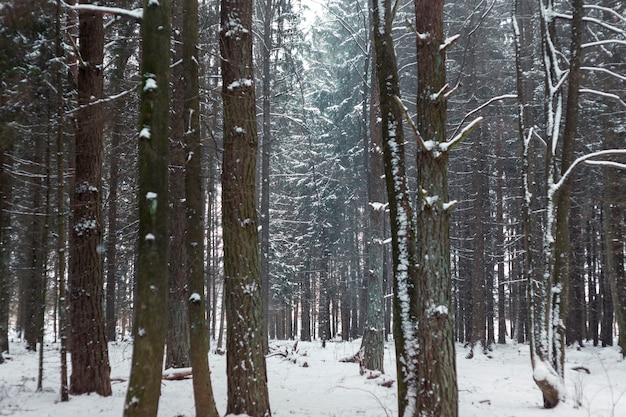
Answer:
[123, 0, 171, 415]
[0, 127, 14, 362]
[220, 0, 271, 413]
[360, 38, 385, 372]
[166, 2, 191, 370]
[468, 134, 487, 358]
[495, 134, 507, 345]
[413, 0, 459, 415]
[259, 0, 274, 355]
[183, 0, 219, 414]
[68, 2, 111, 396]
[372, 1, 422, 414]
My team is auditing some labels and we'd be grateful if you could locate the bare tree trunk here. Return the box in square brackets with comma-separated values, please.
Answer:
[220, 0, 271, 413]
[360, 38, 384, 373]
[123, 0, 171, 415]
[413, 1, 459, 415]
[183, 0, 219, 414]
[68, 1, 111, 396]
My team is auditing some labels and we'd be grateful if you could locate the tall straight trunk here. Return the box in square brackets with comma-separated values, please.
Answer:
[183, 0, 219, 414]
[301, 268, 311, 341]
[605, 161, 625, 354]
[469, 135, 486, 357]
[24, 134, 45, 352]
[123, 0, 171, 415]
[69, 2, 111, 396]
[566, 204, 584, 347]
[360, 38, 384, 373]
[259, 0, 274, 354]
[166, 2, 191, 369]
[220, 0, 271, 414]
[372, 1, 422, 414]
[0, 128, 13, 362]
[105, 1, 134, 342]
[495, 135, 507, 344]
[413, 0, 459, 415]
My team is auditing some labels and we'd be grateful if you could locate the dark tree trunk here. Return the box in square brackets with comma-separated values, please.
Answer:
[566, 205, 584, 347]
[413, 0, 459, 414]
[301, 269, 312, 342]
[183, 0, 219, 414]
[166, 2, 191, 370]
[123, 0, 171, 415]
[259, 0, 274, 354]
[469, 134, 487, 358]
[0, 128, 13, 361]
[220, 0, 271, 413]
[68, 2, 111, 396]
[495, 135, 507, 344]
[360, 44, 385, 372]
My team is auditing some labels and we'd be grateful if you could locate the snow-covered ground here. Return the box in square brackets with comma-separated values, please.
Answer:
[1, 338, 624, 417]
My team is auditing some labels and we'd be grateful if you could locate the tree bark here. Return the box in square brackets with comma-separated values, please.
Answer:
[220, 0, 271, 413]
[372, 0, 421, 414]
[68, 1, 111, 396]
[360, 38, 384, 373]
[183, 0, 219, 414]
[123, 0, 171, 415]
[413, 0, 459, 415]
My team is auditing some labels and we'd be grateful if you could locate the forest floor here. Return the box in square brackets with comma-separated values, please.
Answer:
[0, 336, 625, 417]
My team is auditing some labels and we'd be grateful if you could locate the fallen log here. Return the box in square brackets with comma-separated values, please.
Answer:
[162, 367, 193, 380]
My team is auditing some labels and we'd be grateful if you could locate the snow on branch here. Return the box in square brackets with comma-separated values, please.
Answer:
[554, 12, 625, 35]
[449, 94, 517, 140]
[585, 160, 626, 170]
[70, 4, 143, 21]
[393, 95, 428, 153]
[584, 4, 626, 24]
[579, 88, 626, 108]
[441, 117, 483, 152]
[553, 149, 626, 193]
[439, 34, 460, 52]
[582, 39, 626, 49]
[581, 67, 626, 82]
[65, 88, 136, 116]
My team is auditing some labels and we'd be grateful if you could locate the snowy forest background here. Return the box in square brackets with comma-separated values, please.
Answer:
[0, 0, 625, 416]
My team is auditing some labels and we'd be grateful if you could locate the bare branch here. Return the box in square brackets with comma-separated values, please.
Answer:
[553, 149, 626, 193]
[70, 4, 143, 21]
[393, 95, 428, 153]
[442, 117, 483, 152]
[580, 88, 626, 107]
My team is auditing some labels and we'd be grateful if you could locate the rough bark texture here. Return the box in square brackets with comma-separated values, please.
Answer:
[220, 0, 271, 414]
[166, 2, 191, 370]
[183, 0, 219, 414]
[414, 0, 458, 415]
[259, 0, 273, 354]
[468, 135, 487, 358]
[123, 0, 171, 416]
[68, 2, 111, 396]
[360, 44, 385, 373]
[372, 1, 420, 414]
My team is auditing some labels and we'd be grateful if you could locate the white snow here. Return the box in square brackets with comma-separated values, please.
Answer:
[189, 293, 201, 303]
[146, 192, 157, 200]
[0, 339, 624, 416]
[143, 78, 157, 92]
[144, 233, 155, 241]
[139, 126, 151, 139]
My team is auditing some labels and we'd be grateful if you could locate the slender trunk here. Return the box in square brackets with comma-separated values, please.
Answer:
[360, 34, 384, 372]
[183, 0, 218, 414]
[123, 0, 172, 415]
